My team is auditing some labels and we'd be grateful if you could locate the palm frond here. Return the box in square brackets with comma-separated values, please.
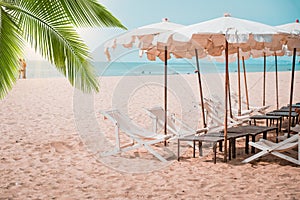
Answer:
[0, 0, 126, 98]
[58, 0, 126, 29]
[0, 5, 24, 99]
[5, 0, 99, 92]
[20, 0, 99, 92]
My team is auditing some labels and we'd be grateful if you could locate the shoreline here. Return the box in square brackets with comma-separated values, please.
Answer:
[22, 69, 300, 79]
[24, 60, 300, 79]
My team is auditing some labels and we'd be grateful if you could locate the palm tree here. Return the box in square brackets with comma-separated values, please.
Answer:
[0, 0, 126, 99]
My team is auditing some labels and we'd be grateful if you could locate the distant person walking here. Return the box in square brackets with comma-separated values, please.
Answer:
[19, 58, 27, 79]
[18, 58, 22, 79]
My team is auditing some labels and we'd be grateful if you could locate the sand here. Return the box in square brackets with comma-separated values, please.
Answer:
[0, 71, 300, 199]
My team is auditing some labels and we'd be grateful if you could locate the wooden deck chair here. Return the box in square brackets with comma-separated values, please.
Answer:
[242, 132, 300, 165]
[100, 109, 172, 162]
[144, 106, 208, 139]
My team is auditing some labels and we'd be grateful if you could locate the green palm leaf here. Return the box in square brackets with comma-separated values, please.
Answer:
[59, 0, 126, 29]
[0, 0, 126, 99]
[0, 2, 23, 99]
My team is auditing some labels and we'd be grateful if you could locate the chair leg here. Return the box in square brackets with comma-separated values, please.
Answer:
[263, 131, 267, 140]
[219, 141, 222, 152]
[251, 135, 256, 153]
[232, 139, 236, 159]
[143, 144, 167, 162]
[276, 127, 279, 143]
[115, 125, 121, 151]
[199, 141, 203, 156]
[272, 151, 300, 165]
[242, 150, 269, 163]
[213, 142, 217, 164]
[245, 135, 249, 154]
[177, 139, 180, 161]
[228, 140, 231, 160]
[193, 141, 196, 158]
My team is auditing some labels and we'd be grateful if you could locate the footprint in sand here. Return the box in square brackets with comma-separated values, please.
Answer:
[50, 141, 73, 153]
[40, 158, 50, 163]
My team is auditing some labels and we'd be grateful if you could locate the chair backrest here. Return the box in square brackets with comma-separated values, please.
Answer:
[203, 98, 247, 129]
[275, 133, 299, 151]
[231, 93, 271, 115]
[146, 106, 179, 135]
[102, 109, 156, 138]
[203, 99, 225, 125]
[278, 141, 298, 152]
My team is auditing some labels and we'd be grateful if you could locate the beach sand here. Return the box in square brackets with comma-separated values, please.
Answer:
[1, 71, 300, 199]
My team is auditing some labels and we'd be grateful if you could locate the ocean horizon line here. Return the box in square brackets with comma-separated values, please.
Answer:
[25, 59, 300, 79]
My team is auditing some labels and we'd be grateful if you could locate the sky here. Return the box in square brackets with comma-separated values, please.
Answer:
[26, 0, 300, 60]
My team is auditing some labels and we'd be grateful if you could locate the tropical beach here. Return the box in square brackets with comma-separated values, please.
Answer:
[0, 70, 300, 199]
[1, 0, 300, 199]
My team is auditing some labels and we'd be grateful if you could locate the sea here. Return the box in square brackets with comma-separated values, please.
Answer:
[26, 57, 300, 79]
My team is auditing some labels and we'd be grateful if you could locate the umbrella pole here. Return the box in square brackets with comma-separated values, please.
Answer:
[242, 56, 250, 110]
[237, 48, 241, 116]
[227, 68, 233, 118]
[263, 53, 266, 106]
[287, 48, 296, 137]
[275, 53, 279, 109]
[164, 46, 168, 146]
[195, 49, 207, 128]
[224, 40, 229, 162]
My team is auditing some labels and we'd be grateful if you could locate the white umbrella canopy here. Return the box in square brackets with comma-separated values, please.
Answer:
[174, 15, 283, 40]
[158, 14, 288, 58]
[276, 19, 300, 52]
[104, 18, 185, 61]
[277, 19, 300, 34]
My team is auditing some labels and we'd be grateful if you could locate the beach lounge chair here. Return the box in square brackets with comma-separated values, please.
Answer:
[145, 106, 218, 157]
[145, 106, 208, 139]
[242, 126, 300, 165]
[100, 109, 172, 162]
[203, 98, 249, 130]
[231, 93, 271, 116]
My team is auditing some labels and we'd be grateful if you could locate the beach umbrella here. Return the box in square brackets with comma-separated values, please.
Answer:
[104, 18, 184, 61]
[104, 18, 185, 143]
[276, 19, 300, 136]
[157, 14, 288, 161]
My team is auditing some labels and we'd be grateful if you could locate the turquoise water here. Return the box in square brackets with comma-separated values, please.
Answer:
[26, 57, 300, 78]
